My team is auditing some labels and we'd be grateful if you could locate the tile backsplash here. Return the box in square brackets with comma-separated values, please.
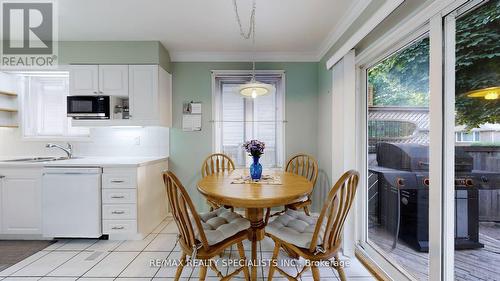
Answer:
[0, 127, 169, 158]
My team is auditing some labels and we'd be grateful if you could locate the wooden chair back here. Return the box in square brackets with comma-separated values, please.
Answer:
[201, 153, 235, 178]
[308, 170, 359, 254]
[163, 171, 209, 251]
[285, 154, 319, 186]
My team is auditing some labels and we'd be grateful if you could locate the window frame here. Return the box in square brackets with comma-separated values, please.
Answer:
[211, 70, 286, 168]
[357, 27, 432, 281]
[19, 73, 90, 141]
[353, 1, 482, 280]
[455, 131, 480, 142]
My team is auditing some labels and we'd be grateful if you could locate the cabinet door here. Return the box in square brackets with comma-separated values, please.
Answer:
[129, 65, 158, 121]
[69, 65, 99, 95]
[99, 65, 129, 97]
[1, 171, 42, 234]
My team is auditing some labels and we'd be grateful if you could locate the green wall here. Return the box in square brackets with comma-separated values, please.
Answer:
[170, 62, 319, 208]
[59, 41, 172, 72]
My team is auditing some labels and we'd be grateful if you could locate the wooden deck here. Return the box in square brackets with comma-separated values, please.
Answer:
[368, 222, 500, 280]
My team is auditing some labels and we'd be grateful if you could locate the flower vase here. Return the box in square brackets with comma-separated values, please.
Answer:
[250, 156, 262, 181]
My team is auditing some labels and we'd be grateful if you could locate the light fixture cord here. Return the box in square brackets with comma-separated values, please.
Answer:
[233, 0, 257, 80]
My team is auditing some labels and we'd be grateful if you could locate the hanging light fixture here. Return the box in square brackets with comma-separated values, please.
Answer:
[466, 86, 500, 100]
[233, 0, 275, 98]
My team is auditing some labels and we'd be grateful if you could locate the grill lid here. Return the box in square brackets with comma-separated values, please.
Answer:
[376, 142, 473, 172]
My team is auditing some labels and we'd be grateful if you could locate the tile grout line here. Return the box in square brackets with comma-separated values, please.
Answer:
[77, 241, 130, 280]
[112, 221, 171, 280]
[151, 237, 179, 279]
[43, 240, 100, 278]
[1, 239, 70, 277]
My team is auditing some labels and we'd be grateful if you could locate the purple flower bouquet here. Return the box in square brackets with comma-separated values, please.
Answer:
[242, 140, 265, 180]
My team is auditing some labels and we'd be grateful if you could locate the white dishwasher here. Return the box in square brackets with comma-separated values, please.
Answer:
[42, 167, 102, 238]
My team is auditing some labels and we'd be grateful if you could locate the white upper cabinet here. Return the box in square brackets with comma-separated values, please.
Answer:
[129, 65, 158, 121]
[129, 65, 172, 127]
[98, 65, 129, 96]
[71, 64, 172, 127]
[69, 65, 99, 95]
[69, 65, 128, 97]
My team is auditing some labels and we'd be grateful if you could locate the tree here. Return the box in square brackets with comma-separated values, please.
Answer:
[455, 0, 500, 128]
[368, 0, 499, 128]
[368, 37, 429, 107]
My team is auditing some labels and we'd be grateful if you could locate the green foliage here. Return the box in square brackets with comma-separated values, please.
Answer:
[368, 0, 499, 128]
[455, 0, 500, 128]
[368, 37, 429, 107]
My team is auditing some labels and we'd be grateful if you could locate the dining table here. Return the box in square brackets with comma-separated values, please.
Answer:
[197, 169, 313, 281]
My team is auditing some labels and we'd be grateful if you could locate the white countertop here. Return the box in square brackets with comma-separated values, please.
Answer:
[0, 156, 168, 168]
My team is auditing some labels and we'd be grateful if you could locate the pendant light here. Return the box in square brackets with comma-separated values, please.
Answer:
[466, 86, 500, 100]
[233, 0, 275, 98]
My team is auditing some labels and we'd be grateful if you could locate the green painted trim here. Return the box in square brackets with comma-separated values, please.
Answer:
[58, 41, 171, 70]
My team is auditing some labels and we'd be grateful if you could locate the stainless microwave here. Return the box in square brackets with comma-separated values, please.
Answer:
[67, 96, 110, 119]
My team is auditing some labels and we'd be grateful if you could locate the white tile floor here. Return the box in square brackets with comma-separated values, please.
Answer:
[0, 218, 375, 281]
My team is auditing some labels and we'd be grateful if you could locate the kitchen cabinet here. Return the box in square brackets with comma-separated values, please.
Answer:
[0, 168, 42, 235]
[69, 65, 128, 97]
[72, 64, 172, 127]
[129, 65, 171, 126]
[68, 65, 99, 95]
[102, 161, 169, 240]
[98, 65, 129, 96]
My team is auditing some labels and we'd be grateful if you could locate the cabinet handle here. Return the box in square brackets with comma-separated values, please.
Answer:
[111, 195, 125, 199]
[93, 91, 97, 94]
[111, 180, 125, 183]
[99, 91, 103, 94]
[0, 175, 4, 179]
[111, 211, 125, 214]
[111, 226, 125, 230]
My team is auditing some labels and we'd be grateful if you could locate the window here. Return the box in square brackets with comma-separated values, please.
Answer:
[455, 131, 480, 142]
[366, 35, 430, 280]
[213, 72, 284, 168]
[368, 120, 418, 139]
[21, 73, 89, 139]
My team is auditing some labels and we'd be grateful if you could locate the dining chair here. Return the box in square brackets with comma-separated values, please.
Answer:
[265, 170, 359, 281]
[201, 153, 236, 211]
[163, 171, 251, 281]
[266, 154, 318, 222]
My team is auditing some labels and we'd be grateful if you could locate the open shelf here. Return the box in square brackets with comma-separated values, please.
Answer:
[0, 107, 18, 113]
[0, 90, 17, 97]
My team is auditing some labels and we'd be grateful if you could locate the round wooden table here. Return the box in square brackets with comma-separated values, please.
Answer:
[197, 169, 313, 281]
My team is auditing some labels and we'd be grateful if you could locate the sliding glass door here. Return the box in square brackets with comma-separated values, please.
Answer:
[358, 0, 499, 280]
[446, 1, 500, 280]
[365, 35, 431, 280]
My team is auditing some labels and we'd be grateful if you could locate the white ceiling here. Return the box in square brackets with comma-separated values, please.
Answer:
[58, 0, 368, 61]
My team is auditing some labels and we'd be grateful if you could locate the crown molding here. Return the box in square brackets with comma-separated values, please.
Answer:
[169, 51, 319, 62]
[326, 0, 404, 69]
[170, 0, 374, 63]
[316, 0, 372, 61]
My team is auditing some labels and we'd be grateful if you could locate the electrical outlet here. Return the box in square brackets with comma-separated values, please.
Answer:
[134, 136, 141, 145]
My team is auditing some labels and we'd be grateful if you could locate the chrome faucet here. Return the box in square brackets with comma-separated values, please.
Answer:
[46, 143, 73, 159]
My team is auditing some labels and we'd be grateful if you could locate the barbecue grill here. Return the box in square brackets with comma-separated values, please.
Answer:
[369, 142, 483, 252]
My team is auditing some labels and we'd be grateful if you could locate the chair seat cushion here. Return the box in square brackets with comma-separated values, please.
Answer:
[265, 209, 325, 249]
[197, 207, 250, 246]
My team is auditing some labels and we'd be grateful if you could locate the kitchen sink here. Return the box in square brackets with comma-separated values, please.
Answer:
[0, 157, 73, 163]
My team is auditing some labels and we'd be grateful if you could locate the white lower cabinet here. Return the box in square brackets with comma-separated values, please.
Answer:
[103, 220, 138, 234]
[102, 161, 168, 240]
[0, 168, 42, 235]
[0, 160, 168, 240]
